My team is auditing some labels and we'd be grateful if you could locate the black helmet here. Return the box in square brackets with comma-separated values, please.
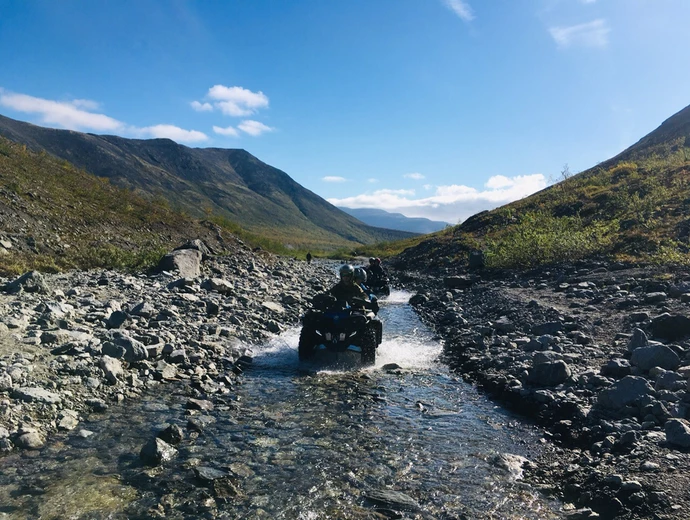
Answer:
[354, 267, 367, 283]
[369, 257, 376, 264]
[339, 264, 355, 281]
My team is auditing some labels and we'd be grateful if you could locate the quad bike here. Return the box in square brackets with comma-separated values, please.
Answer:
[299, 295, 382, 366]
[367, 276, 391, 297]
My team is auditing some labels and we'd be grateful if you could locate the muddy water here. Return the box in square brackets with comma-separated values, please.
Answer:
[0, 291, 563, 519]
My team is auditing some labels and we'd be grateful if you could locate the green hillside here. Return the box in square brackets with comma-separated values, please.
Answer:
[0, 137, 237, 274]
[391, 103, 690, 271]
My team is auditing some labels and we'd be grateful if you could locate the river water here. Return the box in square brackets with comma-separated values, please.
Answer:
[0, 291, 563, 519]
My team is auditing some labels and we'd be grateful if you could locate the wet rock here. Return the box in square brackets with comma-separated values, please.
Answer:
[194, 466, 228, 481]
[365, 489, 420, 512]
[187, 398, 214, 411]
[140, 437, 178, 466]
[158, 424, 184, 445]
[57, 410, 80, 431]
[14, 429, 44, 450]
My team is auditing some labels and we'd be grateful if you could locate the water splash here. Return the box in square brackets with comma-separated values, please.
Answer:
[252, 290, 440, 372]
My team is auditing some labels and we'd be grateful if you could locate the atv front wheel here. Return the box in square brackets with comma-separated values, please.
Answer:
[298, 328, 316, 361]
[361, 326, 377, 366]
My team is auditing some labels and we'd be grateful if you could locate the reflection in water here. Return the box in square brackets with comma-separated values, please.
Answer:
[0, 291, 562, 519]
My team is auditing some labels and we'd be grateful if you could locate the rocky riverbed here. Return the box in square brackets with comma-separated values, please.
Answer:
[3, 240, 690, 519]
[396, 261, 690, 520]
[0, 241, 337, 459]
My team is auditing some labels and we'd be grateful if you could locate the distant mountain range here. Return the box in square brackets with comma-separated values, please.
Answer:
[338, 207, 449, 234]
[0, 114, 414, 250]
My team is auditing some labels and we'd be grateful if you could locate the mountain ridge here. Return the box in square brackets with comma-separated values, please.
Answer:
[338, 207, 449, 234]
[0, 114, 414, 250]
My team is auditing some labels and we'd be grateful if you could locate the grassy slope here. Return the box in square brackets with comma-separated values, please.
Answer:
[387, 105, 690, 270]
[0, 137, 239, 274]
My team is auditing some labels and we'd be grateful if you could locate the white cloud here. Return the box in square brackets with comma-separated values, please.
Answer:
[238, 120, 274, 136]
[367, 178, 379, 183]
[205, 84, 269, 117]
[191, 100, 213, 112]
[549, 19, 610, 49]
[213, 125, 239, 137]
[404, 172, 425, 180]
[136, 124, 208, 143]
[0, 92, 124, 132]
[328, 173, 546, 223]
[442, 0, 474, 22]
[0, 89, 209, 144]
[323, 176, 347, 183]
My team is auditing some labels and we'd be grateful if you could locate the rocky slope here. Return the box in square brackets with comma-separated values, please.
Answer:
[396, 261, 690, 519]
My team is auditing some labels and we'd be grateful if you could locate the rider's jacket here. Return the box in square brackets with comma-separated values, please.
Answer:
[329, 281, 367, 305]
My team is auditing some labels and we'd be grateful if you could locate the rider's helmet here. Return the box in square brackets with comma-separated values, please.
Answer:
[375, 257, 382, 265]
[354, 267, 367, 284]
[339, 264, 355, 282]
[369, 257, 376, 265]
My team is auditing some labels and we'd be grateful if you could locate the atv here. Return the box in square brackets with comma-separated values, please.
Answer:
[366, 276, 391, 297]
[299, 294, 382, 366]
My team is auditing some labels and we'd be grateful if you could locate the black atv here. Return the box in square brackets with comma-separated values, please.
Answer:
[299, 294, 382, 365]
[366, 276, 391, 297]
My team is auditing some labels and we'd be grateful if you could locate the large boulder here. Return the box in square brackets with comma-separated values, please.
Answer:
[3, 271, 50, 294]
[631, 345, 681, 372]
[157, 249, 202, 279]
[596, 376, 655, 409]
[528, 360, 571, 387]
[665, 419, 690, 449]
[650, 314, 690, 342]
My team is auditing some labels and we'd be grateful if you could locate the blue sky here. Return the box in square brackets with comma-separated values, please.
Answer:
[1, 0, 689, 224]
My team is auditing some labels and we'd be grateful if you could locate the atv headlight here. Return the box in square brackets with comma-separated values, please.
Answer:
[339, 333, 346, 341]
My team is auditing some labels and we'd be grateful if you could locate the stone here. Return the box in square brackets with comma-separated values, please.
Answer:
[157, 249, 202, 279]
[631, 345, 680, 372]
[100, 355, 124, 384]
[140, 437, 177, 466]
[528, 360, 571, 387]
[665, 419, 690, 448]
[597, 376, 655, 409]
[13, 387, 61, 405]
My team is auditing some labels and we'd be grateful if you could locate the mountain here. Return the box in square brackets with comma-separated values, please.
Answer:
[338, 207, 449, 234]
[0, 136, 240, 274]
[392, 102, 690, 271]
[0, 114, 414, 250]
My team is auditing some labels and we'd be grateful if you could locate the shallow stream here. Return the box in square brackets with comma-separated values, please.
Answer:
[0, 291, 563, 519]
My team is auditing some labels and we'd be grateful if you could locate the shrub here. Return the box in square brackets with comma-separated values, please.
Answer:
[483, 212, 617, 268]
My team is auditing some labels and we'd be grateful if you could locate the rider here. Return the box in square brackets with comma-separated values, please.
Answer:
[366, 257, 386, 285]
[354, 267, 379, 314]
[329, 264, 368, 307]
